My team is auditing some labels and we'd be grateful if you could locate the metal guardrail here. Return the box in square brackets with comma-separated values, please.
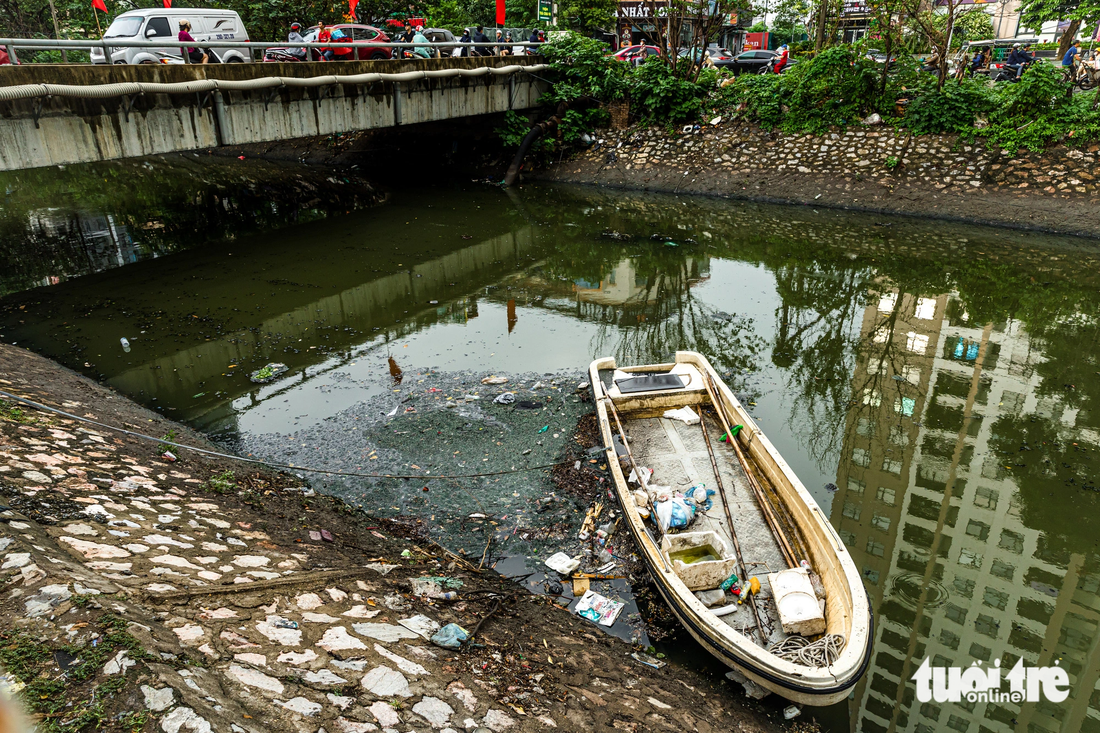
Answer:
[0, 37, 544, 64]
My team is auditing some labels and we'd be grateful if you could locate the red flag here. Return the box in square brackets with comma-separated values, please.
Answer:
[495, 0, 505, 25]
[92, 0, 107, 11]
[349, 0, 358, 16]
[163, 0, 171, 7]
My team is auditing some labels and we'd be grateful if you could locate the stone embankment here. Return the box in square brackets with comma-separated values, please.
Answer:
[538, 123, 1100, 237]
[0, 343, 802, 733]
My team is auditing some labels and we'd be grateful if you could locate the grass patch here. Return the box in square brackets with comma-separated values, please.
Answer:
[0, 400, 30, 423]
[0, 616, 153, 733]
[204, 470, 237, 494]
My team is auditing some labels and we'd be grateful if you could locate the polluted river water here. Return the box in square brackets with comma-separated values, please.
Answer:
[2, 156, 1100, 733]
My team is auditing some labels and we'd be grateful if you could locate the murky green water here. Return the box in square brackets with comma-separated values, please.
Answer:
[3, 158, 1100, 731]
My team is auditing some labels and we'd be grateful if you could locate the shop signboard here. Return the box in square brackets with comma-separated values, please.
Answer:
[616, 1, 670, 19]
[744, 31, 768, 49]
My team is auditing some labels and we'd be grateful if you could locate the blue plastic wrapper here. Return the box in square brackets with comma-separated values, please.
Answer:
[430, 623, 470, 649]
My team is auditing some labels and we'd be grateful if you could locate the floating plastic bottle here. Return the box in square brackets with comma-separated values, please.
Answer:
[720, 571, 739, 591]
[120, 337, 131, 353]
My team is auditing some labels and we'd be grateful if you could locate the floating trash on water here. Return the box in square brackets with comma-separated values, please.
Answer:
[250, 363, 288, 384]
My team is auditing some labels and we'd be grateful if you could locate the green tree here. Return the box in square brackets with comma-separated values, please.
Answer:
[560, 0, 617, 33]
[1018, 0, 1100, 60]
[933, 6, 994, 48]
[771, 0, 811, 43]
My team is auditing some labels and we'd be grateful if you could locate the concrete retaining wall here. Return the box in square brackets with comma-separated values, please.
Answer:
[0, 58, 544, 171]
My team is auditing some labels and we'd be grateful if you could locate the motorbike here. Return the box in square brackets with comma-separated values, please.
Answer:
[758, 57, 789, 75]
[989, 60, 1032, 83]
[263, 48, 307, 62]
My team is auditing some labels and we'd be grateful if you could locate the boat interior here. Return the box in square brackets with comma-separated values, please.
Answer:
[598, 360, 844, 662]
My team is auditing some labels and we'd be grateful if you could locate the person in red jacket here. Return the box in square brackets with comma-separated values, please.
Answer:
[318, 23, 334, 61]
[774, 44, 789, 74]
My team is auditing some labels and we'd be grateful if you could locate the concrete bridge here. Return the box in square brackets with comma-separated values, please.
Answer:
[0, 57, 546, 171]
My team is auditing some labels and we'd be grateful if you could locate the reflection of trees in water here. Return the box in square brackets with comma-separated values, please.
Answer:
[771, 261, 876, 467]
[583, 255, 765, 385]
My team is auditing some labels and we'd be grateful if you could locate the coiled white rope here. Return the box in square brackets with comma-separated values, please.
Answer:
[767, 634, 845, 667]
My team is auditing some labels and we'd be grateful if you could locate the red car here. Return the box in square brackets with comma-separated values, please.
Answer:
[263, 24, 392, 62]
[612, 44, 661, 64]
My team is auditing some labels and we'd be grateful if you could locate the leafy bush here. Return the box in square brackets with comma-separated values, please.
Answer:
[713, 73, 785, 128]
[991, 62, 1069, 124]
[629, 57, 715, 123]
[533, 30, 1100, 153]
[982, 62, 1076, 151]
[497, 110, 535, 149]
[781, 45, 882, 132]
[540, 32, 630, 104]
[904, 78, 993, 134]
[560, 108, 610, 144]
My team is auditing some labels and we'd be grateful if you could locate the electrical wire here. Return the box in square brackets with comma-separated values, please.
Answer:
[767, 634, 846, 667]
[0, 389, 574, 481]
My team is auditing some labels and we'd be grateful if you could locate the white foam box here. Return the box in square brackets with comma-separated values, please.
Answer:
[768, 567, 826, 636]
[660, 531, 738, 591]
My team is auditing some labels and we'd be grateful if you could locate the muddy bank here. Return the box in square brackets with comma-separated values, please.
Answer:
[0, 343, 810, 733]
[533, 124, 1100, 239]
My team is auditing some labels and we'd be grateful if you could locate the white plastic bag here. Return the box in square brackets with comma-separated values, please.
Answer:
[663, 406, 700, 425]
[627, 466, 653, 486]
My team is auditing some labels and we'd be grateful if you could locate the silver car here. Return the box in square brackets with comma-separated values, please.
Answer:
[90, 8, 251, 65]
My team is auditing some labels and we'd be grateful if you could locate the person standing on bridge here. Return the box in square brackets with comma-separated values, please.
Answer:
[177, 20, 208, 64]
[472, 26, 492, 57]
[318, 23, 335, 61]
[458, 28, 472, 57]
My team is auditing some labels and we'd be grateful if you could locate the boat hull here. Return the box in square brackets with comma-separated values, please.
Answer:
[590, 351, 873, 706]
[636, 513, 874, 705]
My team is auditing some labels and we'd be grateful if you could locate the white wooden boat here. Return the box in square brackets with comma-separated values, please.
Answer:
[589, 351, 872, 705]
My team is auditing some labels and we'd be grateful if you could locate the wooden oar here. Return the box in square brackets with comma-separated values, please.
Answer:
[700, 369, 798, 568]
[698, 406, 767, 643]
[604, 396, 672, 574]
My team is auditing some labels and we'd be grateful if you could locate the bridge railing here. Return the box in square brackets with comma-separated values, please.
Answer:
[0, 37, 545, 65]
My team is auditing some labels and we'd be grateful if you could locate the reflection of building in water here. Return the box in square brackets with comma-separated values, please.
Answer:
[830, 291, 1100, 733]
[24, 210, 146, 285]
[572, 256, 710, 308]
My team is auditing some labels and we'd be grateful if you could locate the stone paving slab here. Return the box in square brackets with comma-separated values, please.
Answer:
[0, 343, 800, 733]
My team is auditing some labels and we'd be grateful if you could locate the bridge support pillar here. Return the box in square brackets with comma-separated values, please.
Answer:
[393, 82, 402, 126]
[212, 90, 230, 147]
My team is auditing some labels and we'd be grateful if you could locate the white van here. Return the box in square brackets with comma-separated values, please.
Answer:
[91, 8, 251, 65]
